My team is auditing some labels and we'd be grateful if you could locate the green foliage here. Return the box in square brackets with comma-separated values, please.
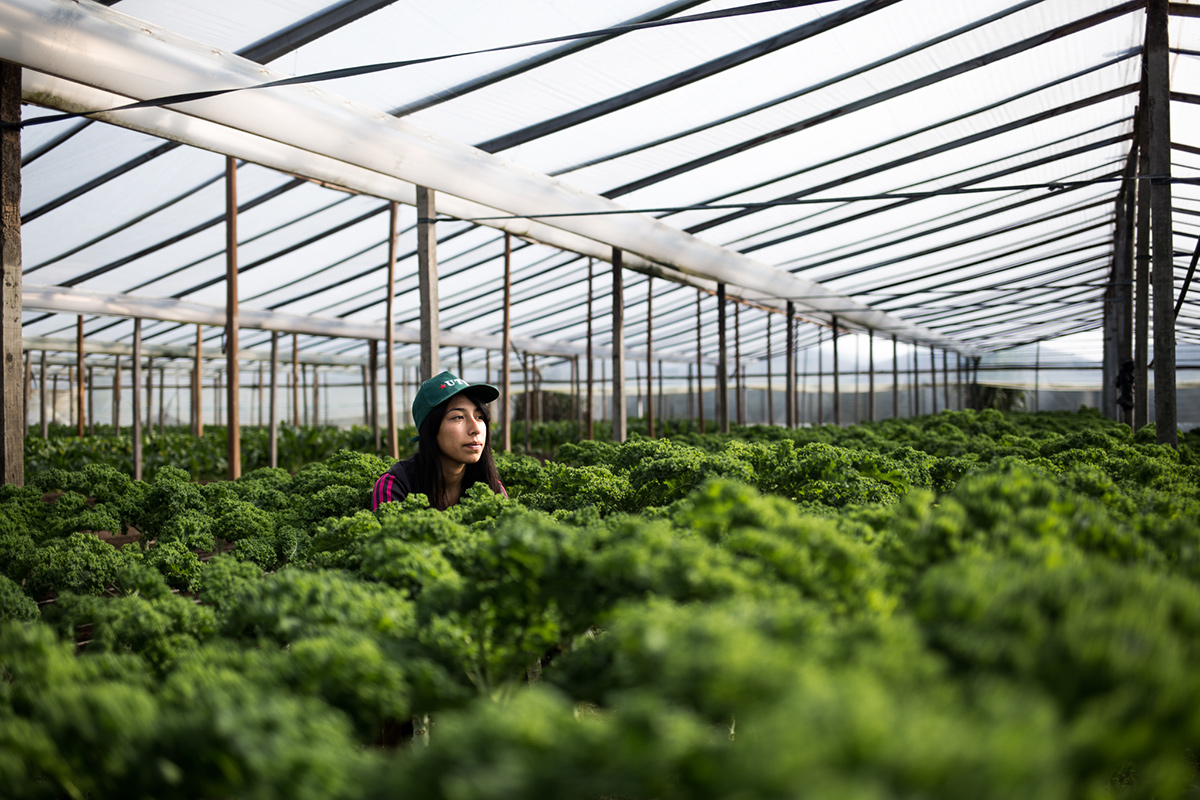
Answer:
[0, 574, 37, 622]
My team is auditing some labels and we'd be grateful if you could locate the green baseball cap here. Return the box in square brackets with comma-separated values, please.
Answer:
[411, 370, 500, 436]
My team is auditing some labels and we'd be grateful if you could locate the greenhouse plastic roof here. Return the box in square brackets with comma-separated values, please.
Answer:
[7, 0, 1200, 373]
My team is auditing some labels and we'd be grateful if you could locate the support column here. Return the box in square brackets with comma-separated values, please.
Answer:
[76, 316, 85, 438]
[416, 187, 439, 381]
[132, 319, 143, 481]
[39, 352, 47, 438]
[225, 156, 241, 480]
[1134, 88, 1151, 430]
[157, 366, 164, 433]
[369, 340, 380, 452]
[956, 353, 963, 411]
[697, 289, 705, 433]
[269, 331, 279, 469]
[611, 248, 627, 442]
[501, 233, 512, 450]
[113, 356, 122, 434]
[942, 350, 950, 413]
[1147, 0, 1176, 445]
[892, 335, 899, 418]
[831, 317, 841, 426]
[817, 331, 824, 425]
[292, 333, 300, 426]
[194, 326, 203, 436]
[716, 283, 729, 433]
[734, 303, 743, 426]
[385, 203, 399, 457]
[646, 275, 654, 437]
[766, 312, 774, 425]
[22, 352, 29, 435]
[785, 303, 796, 427]
[523, 351, 532, 452]
[147, 357, 155, 430]
[930, 345, 939, 414]
[868, 329, 876, 422]
[586, 259, 594, 440]
[0, 61, 21, 484]
[88, 364, 95, 434]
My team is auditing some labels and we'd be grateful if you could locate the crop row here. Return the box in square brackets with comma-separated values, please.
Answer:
[1, 408, 1198, 799]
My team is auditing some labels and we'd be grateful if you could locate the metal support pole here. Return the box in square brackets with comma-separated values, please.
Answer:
[147, 357, 155, 430]
[39, 352, 47, 438]
[523, 351, 531, 452]
[868, 329, 876, 422]
[785, 302, 796, 428]
[417, 186, 439, 381]
[612, 248, 627, 442]
[831, 317, 840, 426]
[225, 156, 241, 480]
[1147, 0, 1176, 445]
[369, 340, 380, 452]
[817, 330, 824, 425]
[132, 318, 142, 481]
[385, 203, 399, 457]
[929, 345, 938, 414]
[734, 303, 743, 426]
[89, 364, 95, 435]
[76, 316, 85, 438]
[0, 61, 21, 484]
[717, 283, 729, 433]
[766, 312, 774, 425]
[501, 233, 512, 450]
[646, 275, 654, 437]
[942, 350, 950, 413]
[269, 331, 279, 469]
[586, 259, 594, 440]
[697, 289, 705, 433]
[113, 356, 122, 434]
[194, 325, 203, 437]
[892, 335, 899, 419]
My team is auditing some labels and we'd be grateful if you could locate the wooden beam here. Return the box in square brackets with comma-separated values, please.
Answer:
[1147, 0, 1177, 446]
[225, 156, 241, 479]
[416, 186, 439, 381]
[0, 61, 21, 484]
[612, 248, 627, 442]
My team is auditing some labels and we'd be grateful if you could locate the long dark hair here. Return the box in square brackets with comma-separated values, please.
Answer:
[414, 394, 503, 510]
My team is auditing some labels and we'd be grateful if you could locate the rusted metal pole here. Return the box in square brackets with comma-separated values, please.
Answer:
[225, 156, 241, 480]
[586, 258, 594, 440]
[417, 187, 439, 381]
[502, 233, 512, 451]
[646, 275, 654, 438]
[1147, 0, 1176, 446]
[385, 203, 399, 457]
[611, 248, 627, 442]
[0, 61, 21, 484]
[717, 283, 729, 433]
[132, 318, 143, 481]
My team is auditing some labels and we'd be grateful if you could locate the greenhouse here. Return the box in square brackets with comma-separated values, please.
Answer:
[1, 1, 1200, 798]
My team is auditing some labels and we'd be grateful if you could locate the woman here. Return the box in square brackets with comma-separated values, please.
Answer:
[371, 370, 507, 511]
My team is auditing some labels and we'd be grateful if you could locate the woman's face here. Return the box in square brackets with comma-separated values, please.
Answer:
[436, 395, 487, 467]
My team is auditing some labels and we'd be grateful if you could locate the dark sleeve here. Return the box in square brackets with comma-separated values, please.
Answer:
[372, 459, 416, 511]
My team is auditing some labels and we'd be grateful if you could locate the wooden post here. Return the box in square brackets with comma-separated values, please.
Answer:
[194, 325, 203, 437]
[611, 248, 627, 442]
[1147, 0, 1176, 445]
[269, 331, 279, 469]
[717, 283, 729, 433]
[1135, 90, 1151, 431]
[646, 275, 654, 438]
[132, 319, 143, 481]
[586, 258, 594, 440]
[225, 156, 241, 479]
[75, 316, 85, 438]
[785, 303, 796, 427]
[501, 233, 512, 451]
[697, 289, 705, 433]
[416, 186, 439, 381]
[0, 61, 21, 484]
